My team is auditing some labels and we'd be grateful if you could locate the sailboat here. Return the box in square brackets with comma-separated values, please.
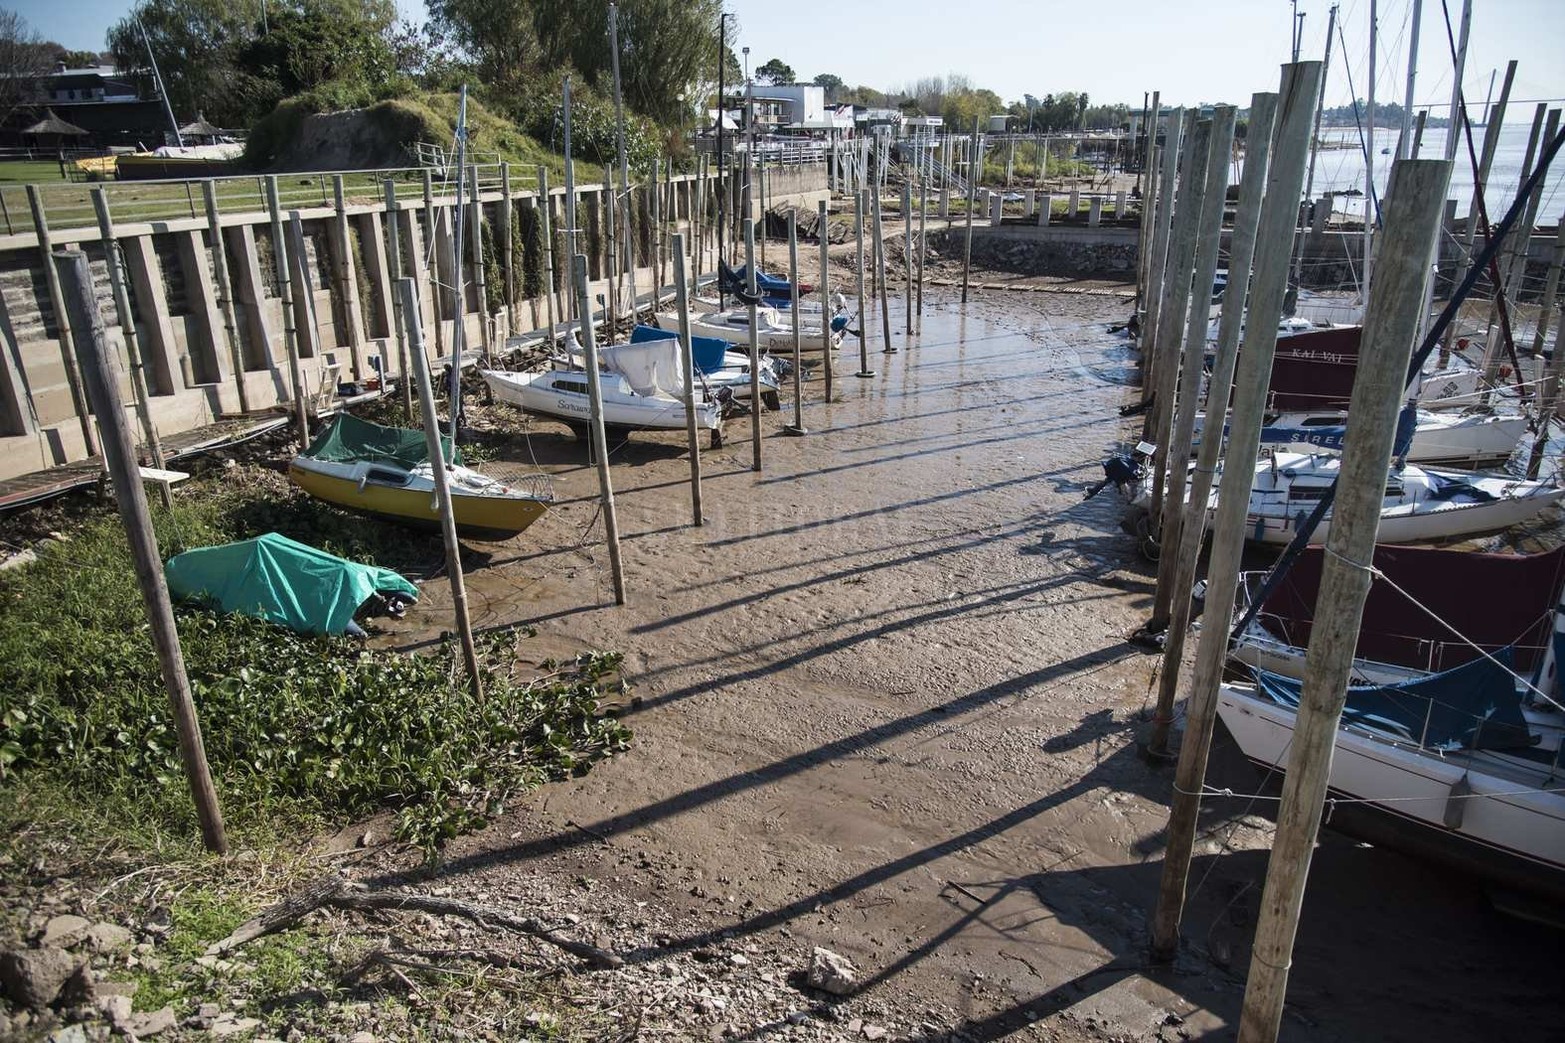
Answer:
[1217, 543, 1565, 902]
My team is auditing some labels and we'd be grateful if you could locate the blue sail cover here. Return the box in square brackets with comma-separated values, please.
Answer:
[631, 324, 731, 374]
[1255, 650, 1533, 751]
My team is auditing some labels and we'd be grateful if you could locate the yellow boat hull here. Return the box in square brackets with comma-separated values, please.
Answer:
[288, 462, 549, 540]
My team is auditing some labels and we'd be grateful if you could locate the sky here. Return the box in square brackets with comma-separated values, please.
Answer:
[15, 0, 1565, 113]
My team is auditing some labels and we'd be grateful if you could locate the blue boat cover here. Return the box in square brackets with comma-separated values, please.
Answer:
[165, 533, 418, 637]
[631, 324, 730, 374]
[1255, 650, 1532, 751]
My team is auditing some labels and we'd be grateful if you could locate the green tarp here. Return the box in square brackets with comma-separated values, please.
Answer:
[300, 413, 461, 470]
[165, 533, 419, 636]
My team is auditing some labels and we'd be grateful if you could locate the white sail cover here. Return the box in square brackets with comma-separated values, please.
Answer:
[600, 339, 685, 398]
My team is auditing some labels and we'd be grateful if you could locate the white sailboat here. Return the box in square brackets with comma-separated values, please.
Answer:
[1193, 408, 1529, 466]
[661, 305, 847, 354]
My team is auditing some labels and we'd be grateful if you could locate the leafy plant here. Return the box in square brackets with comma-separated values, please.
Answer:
[0, 482, 631, 859]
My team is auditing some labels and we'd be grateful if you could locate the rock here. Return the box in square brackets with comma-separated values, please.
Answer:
[58, 962, 96, 1006]
[862, 1026, 888, 1041]
[97, 993, 133, 1028]
[0, 947, 79, 1009]
[211, 1014, 263, 1036]
[126, 1007, 177, 1038]
[84, 924, 134, 953]
[729, 953, 750, 967]
[40, 916, 93, 948]
[96, 980, 137, 998]
[347, 1033, 378, 1043]
[805, 947, 857, 997]
[46, 1025, 87, 1043]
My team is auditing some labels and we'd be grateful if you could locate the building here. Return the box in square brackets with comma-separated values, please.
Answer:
[1, 62, 169, 151]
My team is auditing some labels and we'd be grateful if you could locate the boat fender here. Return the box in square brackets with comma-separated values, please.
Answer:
[1443, 772, 1473, 830]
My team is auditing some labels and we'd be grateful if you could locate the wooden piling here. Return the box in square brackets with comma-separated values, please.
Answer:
[537, 167, 559, 342]
[264, 177, 310, 446]
[1152, 62, 1321, 963]
[671, 232, 704, 524]
[783, 211, 806, 435]
[55, 247, 228, 854]
[1530, 216, 1565, 360]
[1142, 112, 1209, 558]
[196, 182, 250, 415]
[872, 186, 894, 355]
[1239, 158, 1450, 1043]
[27, 186, 95, 455]
[903, 180, 914, 336]
[398, 277, 485, 698]
[570, 254, 627, 605]
[466, 166, 492, 361]
[382, 180, 415, 418]
[961, 120, 978, 304]
[1140, 109, 1187, 403]
[916, 176, 927, 329]
[744, 219, 764, 470]
[90, 187, 169, 502]
[1148, 108, 1236, 637]
[855, 189, 874, 378]
[422, 169, 447, 357]
[819, 199, 834, 397]
[500, 163, 516, 334]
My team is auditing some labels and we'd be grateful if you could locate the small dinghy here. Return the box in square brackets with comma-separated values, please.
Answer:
[289, 415, 552, 540]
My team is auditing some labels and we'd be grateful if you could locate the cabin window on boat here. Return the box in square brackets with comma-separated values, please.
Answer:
[553, 379, 589, 394]
[367, 467, 414, 486]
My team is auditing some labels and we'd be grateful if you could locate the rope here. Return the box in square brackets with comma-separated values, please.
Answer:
[1176, 782, 1565, 804]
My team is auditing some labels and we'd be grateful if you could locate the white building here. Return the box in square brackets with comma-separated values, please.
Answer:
[748, 84, 827, 128]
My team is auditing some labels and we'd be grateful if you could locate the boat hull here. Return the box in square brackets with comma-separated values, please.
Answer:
[482, 369, 721, 433]
[288, 461, 549, 540]
[1216, 684, 1565, 903]
[1240, 486, 1565, 545]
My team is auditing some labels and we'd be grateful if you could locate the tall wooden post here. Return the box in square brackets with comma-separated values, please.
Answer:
[872, 185, 894, 355]
[1530, 216, 1565, 361]
[265, 177, 310, 445]
[538, 167, 559, 341]
[398, 278, 483, 700]
[467, 166, 492, 361]
[90, 187, 168, 503]
[55, 248, 227, 854]
[604, 169, 619, 344]
[571, 254, 627, 605]
[1238, 158, 1450, 1043]
[916, 176, 927, 329]
[961, 120, 978, 304]
[422, 169, 447, 358]
[27, 186, 95, 455]
[819, 199, 834, 398]
[1142, 113, 1210, 577]
[1148, 108, 1236, 637]
[1141, 109, 1186, 402]
[855, 190, 873, 378]
[383, 179, 414, 418]
[1528, 247, 1565, 479]
[902, 179, 914, 336]
[1151, 63, 1321, 962]
[499, 162, 516, 334]
[671, 232, 704, 525]
[1146, 100, 1253, 756]
[197, 181, 250, 414]
[744, 219, 763, 471]
[783, 211, 806, 435]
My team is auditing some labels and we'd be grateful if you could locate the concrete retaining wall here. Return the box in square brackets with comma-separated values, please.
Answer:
[0, 161, 828, 483]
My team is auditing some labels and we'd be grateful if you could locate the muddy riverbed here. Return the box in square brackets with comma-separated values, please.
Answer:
[366, 276, 1563, 1041]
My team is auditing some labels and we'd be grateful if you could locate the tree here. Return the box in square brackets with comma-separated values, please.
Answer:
[812, 72, 842, 100]
[50, 48, 106, 68]
[754, 57, 793, 85]
[0, 11, 51, 125]
[236, 0, 398, 112]
[108, 0, 261, 128]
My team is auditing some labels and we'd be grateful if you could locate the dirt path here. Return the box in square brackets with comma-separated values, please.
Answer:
[372, 280, 1564, 1041]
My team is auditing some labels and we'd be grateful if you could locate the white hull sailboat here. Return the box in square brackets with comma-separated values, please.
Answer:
[1193, 409, 1529, 466]
[1232, 451, 1563, 545]
[660, 305, 846, 354]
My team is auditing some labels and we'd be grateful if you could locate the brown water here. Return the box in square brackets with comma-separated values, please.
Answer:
[378, 280, 1565, 1041]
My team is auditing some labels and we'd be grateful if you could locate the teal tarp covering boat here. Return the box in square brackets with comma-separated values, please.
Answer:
[165, 532, 418, 636]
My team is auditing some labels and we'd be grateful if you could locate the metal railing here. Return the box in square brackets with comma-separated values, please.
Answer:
[0, 162, 547, 237]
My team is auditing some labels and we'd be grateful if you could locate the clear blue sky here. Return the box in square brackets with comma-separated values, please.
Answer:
[15, 0, 1565, 111]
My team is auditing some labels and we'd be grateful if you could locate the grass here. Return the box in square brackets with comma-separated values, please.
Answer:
[0, 159, 74, 184]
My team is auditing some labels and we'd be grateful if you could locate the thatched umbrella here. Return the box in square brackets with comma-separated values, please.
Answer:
[177, 113, 224, 144]
[22, 109, 88, 141]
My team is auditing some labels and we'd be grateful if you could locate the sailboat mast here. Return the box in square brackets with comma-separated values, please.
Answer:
[447, 85, 469, 441]
[1398, 0, 1422, 160]
[608, 3, 637, 337]
[138, 19, 183, 148]
[1364, 0, 1377, 300]
[716, 11, 727, 304]
[1289, 3, 1337, 310]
